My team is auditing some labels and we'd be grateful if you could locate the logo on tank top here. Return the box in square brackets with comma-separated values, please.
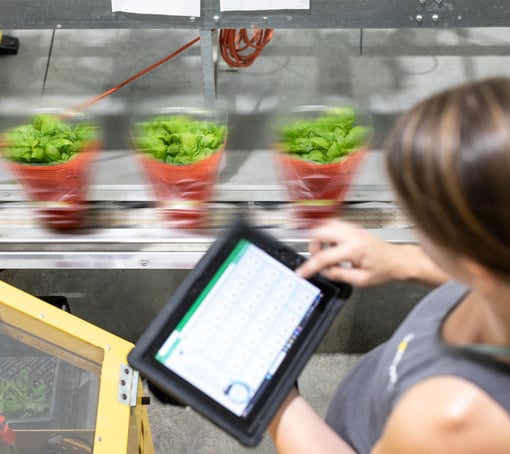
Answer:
[388, 332, 415, 390]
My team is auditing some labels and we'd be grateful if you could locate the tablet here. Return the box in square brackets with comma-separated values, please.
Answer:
[128, 217, 351, 446]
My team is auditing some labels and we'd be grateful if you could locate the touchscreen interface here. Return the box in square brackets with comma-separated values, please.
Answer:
[155, 239, 322, 417]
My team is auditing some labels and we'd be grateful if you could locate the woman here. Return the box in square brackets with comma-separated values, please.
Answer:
[268, 77, 510, 453]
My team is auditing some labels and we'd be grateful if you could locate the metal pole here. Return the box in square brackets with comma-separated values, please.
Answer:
[200, 29, 218, 104]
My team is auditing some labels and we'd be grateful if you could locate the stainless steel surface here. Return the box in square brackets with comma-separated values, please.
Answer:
[0, 183, 394, 203]
[4, 25, 507, 270]
[200, 29, 218, 102]
[0, 199, 412, 269]
[0, 144, 402, 269]
[2, 0, 509, 29]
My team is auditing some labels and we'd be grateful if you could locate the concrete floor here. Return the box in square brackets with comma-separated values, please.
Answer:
[2, 26, 510, 453]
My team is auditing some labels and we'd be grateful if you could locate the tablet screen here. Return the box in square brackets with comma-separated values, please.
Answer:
[154, 239, 322, 418]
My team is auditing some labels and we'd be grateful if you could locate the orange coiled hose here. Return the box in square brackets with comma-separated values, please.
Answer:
[219, 28, 274, 68]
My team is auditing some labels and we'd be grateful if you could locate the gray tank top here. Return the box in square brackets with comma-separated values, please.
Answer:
[325, 281, 510, 454]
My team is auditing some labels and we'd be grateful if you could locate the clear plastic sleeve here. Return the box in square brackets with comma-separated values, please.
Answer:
[275, 149, 366, 228]
[4, 143, 99, 229]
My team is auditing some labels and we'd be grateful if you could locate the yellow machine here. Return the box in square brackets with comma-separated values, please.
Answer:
[0, 280, 154, 454]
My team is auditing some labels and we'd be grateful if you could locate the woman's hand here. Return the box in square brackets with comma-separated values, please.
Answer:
[296, 219, 449, 287]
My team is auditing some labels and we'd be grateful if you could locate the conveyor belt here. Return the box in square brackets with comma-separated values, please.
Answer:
[0, 200, 414, 269]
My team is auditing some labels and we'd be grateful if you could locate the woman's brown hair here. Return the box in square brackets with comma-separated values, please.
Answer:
[386, 77, 510, 277]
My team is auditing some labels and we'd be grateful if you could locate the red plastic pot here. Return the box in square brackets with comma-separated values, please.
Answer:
[276, 149, 366, 228]
[5, 143, 99, 229]
[138, 148, 223, 229]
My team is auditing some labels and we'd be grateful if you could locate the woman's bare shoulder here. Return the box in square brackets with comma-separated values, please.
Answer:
[371, 375, 510, 454]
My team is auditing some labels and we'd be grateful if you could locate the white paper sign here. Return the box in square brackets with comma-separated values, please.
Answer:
[220, 0, 309, 11]
[111, 0, 201, 17]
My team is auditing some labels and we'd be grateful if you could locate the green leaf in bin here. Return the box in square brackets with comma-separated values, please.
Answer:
[344, 125, 371, 149]
[52, 138, 73, 149]
[74, 124, 96, 141]
[0, 367, 50, 419]
[166, 143, 182, 156]
[135, 115, 226, 165]
[311, 137, 330, 150]
[278, 106, 372, 164]
[201, 133, 216, 148]
[326, 142, 342, 161]
[31, 147, 45, 161]
[307, 150, 324, 163]
[181, 132, 197, 153]
[2, 114, 97, 164]
[45, 143, 61, 161]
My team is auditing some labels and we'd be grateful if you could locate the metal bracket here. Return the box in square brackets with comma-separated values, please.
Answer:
[117, 363, 139, 406]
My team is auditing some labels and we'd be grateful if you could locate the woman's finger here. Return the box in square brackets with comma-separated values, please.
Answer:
[296, 246, 355, 278]
[308, 238, 326, 255]
[321, 266, 373, 287]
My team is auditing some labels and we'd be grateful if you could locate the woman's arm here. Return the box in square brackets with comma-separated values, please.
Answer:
[268, 388, 357, 454]
[269, 378, 510, 454]
[296, 220, 449, 288]
[371, 376, 510, 454]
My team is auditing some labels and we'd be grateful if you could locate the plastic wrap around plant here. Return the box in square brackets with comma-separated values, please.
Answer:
[276, 149, 365, 227]
[5, 144, 99, 229]
[275, 105, 371, 228]
[1, 113, 100, 229]
[139, 148, 223, 229]
[134, 111, 227, 229]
